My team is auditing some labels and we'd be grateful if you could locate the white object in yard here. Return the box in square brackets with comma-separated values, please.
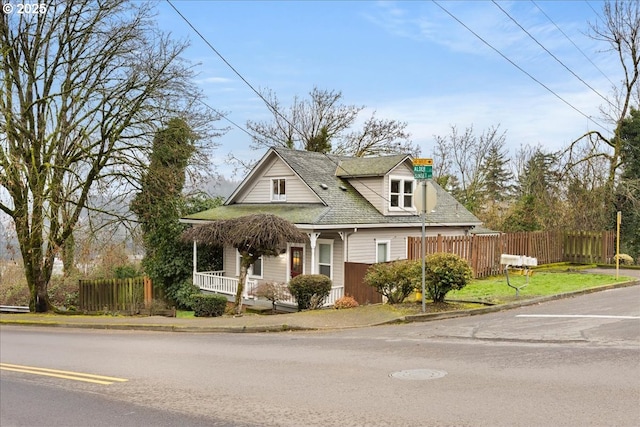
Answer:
[500, 254, 537, 267]
[500, 254, 522, 266]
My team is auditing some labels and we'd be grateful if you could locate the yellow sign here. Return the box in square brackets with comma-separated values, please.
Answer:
[413, 158, 433, 166]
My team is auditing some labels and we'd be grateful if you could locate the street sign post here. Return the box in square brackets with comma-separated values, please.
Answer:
[412, 158, 433, 313]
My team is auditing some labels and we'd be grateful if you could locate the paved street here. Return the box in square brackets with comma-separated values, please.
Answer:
[1, 285, 639, 426]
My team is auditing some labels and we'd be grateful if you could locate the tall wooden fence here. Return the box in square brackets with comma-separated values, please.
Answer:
[344, 262, 383, 304]
[79, 276, 152, 313]
[407, 231, 615, 278]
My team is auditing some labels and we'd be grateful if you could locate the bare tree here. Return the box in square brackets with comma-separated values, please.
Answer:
[0, 1, 221, 312]
[431, 125, 508, 213]
[564, 0, 639, 184]
[245, 87, 418, 158]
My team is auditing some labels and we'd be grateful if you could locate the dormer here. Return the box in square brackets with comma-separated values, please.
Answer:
[336, 155, 418, 216]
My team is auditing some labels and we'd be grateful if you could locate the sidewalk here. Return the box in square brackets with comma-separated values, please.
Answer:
[1, 269, 638, 333]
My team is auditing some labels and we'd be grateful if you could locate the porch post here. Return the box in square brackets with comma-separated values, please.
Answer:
[193, 240, 197, 274]
[308, 232, 320, 274]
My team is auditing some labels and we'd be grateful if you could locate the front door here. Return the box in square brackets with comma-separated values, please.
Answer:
[290, 246, 304, 279]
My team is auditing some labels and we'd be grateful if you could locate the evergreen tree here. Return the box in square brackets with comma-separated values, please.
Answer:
[616, 108, 640, 260]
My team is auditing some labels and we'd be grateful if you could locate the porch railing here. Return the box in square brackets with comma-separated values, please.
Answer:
[194, 271, 343, 307]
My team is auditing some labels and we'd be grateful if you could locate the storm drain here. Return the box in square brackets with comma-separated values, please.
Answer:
[389, 369, 447, 380]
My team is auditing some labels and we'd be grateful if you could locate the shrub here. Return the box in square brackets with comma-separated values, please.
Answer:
[614, 253, 634, 265]
[171, 280, 200, 310]
[364, 259, 420, 304]
[48, 275, 80, 310]
[287, 274, 332, 311]
[191, 293, 227, 317]
[254, 281, 288, 313]
[334, 295, 359, 309]
[424, 253, 473, 303]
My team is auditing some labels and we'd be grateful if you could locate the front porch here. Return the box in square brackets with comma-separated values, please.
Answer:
[193, 271, 344, 310]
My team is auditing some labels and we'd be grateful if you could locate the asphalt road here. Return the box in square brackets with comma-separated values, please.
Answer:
[1, 285, 639, 427]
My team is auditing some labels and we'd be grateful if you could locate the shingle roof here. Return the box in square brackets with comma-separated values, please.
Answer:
[335, 154, 408, 177]
[182, 147, 482, 228]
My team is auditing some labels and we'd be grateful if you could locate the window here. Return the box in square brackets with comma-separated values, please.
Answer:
[237, 252, 263, 278]
[271, 178, 286, 201]
[389, 178, 414, 209]
[376, 240, 390, 263]
[317, 240, 333, 279]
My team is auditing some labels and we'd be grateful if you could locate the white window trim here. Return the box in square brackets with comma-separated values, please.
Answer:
[236, 250, 263, 279]
[375, 239, 391, 263]
[316, 238, 333, 280]
[270, 177, 287, 202]
[388, 176, 416, 211]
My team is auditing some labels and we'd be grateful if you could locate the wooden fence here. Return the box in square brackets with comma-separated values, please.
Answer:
[344, 262, 383, 305]
[407, 231, 615, 278]
[79, 276, 152, 313]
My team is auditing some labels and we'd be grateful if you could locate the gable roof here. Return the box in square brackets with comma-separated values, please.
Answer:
[335, 154, 409, 177]
[183, 147, 482, 228]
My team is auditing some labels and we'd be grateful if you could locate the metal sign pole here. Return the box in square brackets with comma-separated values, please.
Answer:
[421, 180, 426, 313]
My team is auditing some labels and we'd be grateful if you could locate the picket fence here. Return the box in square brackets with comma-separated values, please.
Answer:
[407, 231, 615, 278]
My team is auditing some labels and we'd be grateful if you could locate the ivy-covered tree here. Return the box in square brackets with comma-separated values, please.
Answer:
[131, 119, 222, 308]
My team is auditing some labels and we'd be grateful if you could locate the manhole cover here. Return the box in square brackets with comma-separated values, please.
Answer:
[390, 369, 447, 380]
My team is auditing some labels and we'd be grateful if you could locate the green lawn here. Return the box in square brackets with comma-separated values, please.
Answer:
[448, 271, 634, 304]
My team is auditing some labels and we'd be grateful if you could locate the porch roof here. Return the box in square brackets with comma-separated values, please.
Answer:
[181, 203, 330, 224]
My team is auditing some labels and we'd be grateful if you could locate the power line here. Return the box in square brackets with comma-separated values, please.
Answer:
[531, 0, 617, 89]
[432, 0, 610, 134]
[492, 0, 619, 114]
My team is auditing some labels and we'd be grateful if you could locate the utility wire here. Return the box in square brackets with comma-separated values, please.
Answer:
[492, 0, 619, 114]
[166, 0, 421, 216]
[432, 0, 610, 134]
[531, 0, 617, 89]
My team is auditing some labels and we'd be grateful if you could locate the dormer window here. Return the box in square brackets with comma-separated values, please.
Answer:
[389, 178, 414, 210]
[271, 178, 286, 201]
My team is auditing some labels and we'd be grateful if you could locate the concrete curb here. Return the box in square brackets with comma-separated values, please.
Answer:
[1, 279, 638, 333]
[403, 279, 640, 324]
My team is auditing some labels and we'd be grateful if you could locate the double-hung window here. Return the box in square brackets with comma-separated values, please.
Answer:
[271, 178, 286, 201]
[389, 178, 414, 210]
[317, 240, 333, 279]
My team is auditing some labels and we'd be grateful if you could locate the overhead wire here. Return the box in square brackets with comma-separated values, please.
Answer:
[166, 0, 422, 217]
[492, 0, 619, 114]
[531, 0, 617, 89]
[432, 0, 611, 134]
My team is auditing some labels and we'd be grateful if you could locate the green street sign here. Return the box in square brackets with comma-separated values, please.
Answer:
[413, 165, 432, 180]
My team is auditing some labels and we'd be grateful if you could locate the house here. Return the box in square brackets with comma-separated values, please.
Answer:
[181, 147, 481, 309]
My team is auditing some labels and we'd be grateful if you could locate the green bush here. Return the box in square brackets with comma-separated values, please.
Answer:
[171, 280, 200, 310]
[191, 293, 227, 317]
[287, 274, 332, 311]
[364, 259, 420, 304]
[424, 253, 473, 303]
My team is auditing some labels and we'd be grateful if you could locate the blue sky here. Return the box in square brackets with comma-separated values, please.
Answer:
[156, 1, 615, 178]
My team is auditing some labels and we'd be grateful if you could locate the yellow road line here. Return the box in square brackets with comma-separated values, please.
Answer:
[0, 363, 128, 385]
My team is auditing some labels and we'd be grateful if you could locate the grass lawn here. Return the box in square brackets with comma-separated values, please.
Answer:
[448, 271, 634, 304]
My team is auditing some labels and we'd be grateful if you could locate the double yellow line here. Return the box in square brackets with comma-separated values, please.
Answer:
[0, 363, 128, 385]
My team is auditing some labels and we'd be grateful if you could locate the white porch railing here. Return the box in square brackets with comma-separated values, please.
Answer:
[194, 271, 344, 308]
[194, 271, 257, 298]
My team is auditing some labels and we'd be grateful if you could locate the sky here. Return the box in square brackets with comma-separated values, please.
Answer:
[157, 1, 614, 179]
